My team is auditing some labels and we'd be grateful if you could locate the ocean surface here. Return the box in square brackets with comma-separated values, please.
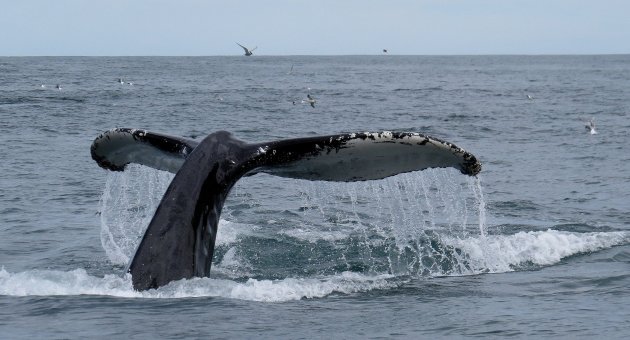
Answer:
[1, 55, 629, 338]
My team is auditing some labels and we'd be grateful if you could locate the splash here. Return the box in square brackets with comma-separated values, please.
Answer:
[99, 166, 261, 265]
[99, 164, 174, 265]
[93, 165, 630, 301]
[2, 225, 628, 301]
[291, 170, 489, 276]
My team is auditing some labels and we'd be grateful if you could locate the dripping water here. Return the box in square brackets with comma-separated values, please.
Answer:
[99, 166, 490, 278]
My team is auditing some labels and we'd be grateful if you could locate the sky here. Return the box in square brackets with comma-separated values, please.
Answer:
[1, 0, 629, 56]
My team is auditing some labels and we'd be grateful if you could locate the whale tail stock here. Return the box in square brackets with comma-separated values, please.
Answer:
[91, 128, 481, 291]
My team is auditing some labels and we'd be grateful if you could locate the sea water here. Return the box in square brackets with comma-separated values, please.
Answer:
[1, 55, 629, 338]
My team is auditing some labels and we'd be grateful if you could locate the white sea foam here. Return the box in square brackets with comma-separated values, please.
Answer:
[215, 220, 260, 246]
[88, 161, 630, 302]
[279, 226, 352, 243]
[0, 268, 137, 297]
[211, 246, 255, 277]
[444, 229, 630, 274]
[0, 267, 394, 302]
[163, 272, 396, 302]
[2, 230, 627, 301]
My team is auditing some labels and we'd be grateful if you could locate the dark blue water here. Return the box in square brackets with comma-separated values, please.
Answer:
[1, 56, 629, 338]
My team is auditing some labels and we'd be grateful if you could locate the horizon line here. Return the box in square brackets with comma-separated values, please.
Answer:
[2, 53, 629, 58]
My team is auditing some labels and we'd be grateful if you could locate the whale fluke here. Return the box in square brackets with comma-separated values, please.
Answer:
[91, 128, 198, 173]
[91, 128, 481, 290]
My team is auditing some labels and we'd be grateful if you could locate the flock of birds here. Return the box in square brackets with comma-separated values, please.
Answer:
[236, 42, 390, 57]
[236, 42, 317, 108]
[34, 43, 601, 134]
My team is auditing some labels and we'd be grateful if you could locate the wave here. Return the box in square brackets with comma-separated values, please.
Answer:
[84, 165, 630, 301]
[212, 227, 629, 279]
[2, 229, 627, 301]
[393, 87, 443, 92]
[443, 229, 629, 274]
[0, 97, 42, 105]
[0, 268, 395, 302]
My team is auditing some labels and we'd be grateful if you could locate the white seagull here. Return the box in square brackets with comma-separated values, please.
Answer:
[236, 42, 257, 56]
[585, 119, 597, 135]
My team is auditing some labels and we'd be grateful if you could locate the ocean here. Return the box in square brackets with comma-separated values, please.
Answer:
[1, 55, 629, 338]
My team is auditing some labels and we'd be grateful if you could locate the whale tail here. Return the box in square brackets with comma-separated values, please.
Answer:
[91, 128, 481, 290]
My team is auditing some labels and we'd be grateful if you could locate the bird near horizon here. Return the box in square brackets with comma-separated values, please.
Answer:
[236, 43, 257, 56]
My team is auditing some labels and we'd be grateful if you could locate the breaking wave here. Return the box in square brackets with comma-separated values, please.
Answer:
[6, 165, 622, 302]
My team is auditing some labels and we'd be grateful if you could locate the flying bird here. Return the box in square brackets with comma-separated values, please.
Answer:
[236, 43, 257, 56]
[305, 94, 316, 108]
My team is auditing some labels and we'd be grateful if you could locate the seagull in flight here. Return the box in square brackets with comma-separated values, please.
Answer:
[292, 94, 316, 108]
[236, 43, 257, 56]
[305, 94, 316, 108]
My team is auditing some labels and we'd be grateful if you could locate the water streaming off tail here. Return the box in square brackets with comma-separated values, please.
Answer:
[99, 164, 628, 283]
[100, 165, 627, 281]
[99, 165, 174, 265]
[99, 166, 488, 277]
[37, 165, 629, 301]
[289, 170, 488, 277]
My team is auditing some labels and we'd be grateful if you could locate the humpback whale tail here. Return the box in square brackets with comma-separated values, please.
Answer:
[91, 128, 481, 291]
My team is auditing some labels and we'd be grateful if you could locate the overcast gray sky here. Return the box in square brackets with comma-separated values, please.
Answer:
[2, 0, 629, 56]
